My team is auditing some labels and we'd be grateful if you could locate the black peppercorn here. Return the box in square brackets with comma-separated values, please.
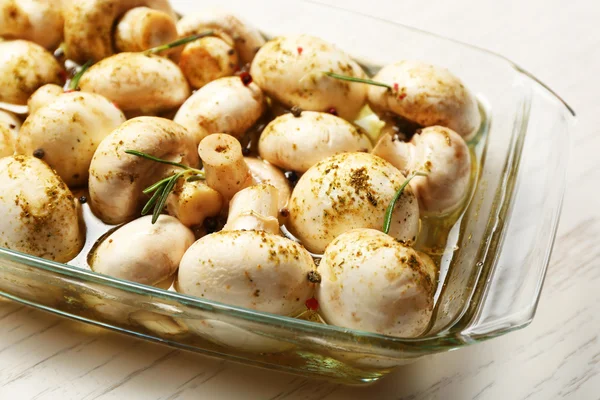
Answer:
[79, 196, 87, 204]
[284, 171, 299, 186]
[33, 148, 45, 159]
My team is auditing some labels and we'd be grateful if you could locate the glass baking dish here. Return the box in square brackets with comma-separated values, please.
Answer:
[0, 0, 574, 384]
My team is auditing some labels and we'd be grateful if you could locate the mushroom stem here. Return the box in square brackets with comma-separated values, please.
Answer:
[115, 7, 179, 53]
[166, 180, 223, 227]
[197, 134, 252, 201]
[223, 184, 280, 234]
[371, 133, 413, 173]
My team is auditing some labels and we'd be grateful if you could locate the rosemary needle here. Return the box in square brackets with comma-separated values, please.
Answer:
[323, 71, 393, 90]
[144, 30, 215, 54]
[68, 60, 93, 91]
[383, 172, 428, 234]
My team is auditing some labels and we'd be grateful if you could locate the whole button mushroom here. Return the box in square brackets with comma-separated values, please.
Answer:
[177, 185, 317, 316]
[89, 117, 199, 224]
[287, 152, 420, 254]
[0, 0, 64, 49]
[0, 156, 83, 262]
[0, 109, 21, 157]
[174, 76, 265, 144]
[244, 157, 291, 212]
[197, 133, 253, 202]
[16, 92, 126, 187]
[316, 229, 435, 337]
[258, 111, 373, 173]
[27, 84, 64, 115]
[367, 61, 481, 139]
[79, 53, 190, 115]
[177, 9, 265, 65]
[90, 215, 195, 288]
[250, 35, 368, 121]
[373, 126, 471, 215]
[114, 7, 178, 53]
[63, 0, 176, 63]
[0, 40, 64, 105]
[179, 36, 239, 89]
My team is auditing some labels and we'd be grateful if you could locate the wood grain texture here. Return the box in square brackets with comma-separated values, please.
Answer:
[1, 0, 599, 398]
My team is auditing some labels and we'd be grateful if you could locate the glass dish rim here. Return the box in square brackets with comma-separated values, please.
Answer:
[0, 1, 576, 351]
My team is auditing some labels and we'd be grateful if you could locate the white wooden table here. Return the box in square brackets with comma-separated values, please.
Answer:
[1, 1, 599, 398]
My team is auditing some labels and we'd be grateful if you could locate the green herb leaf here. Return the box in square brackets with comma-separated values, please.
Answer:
[144, 30, 215, 55]
[152, 171, 185, 224]
[68, 60, 93, 90]
[186, 175, 205, 183]
[141, 186, 164, 216]
[383, 172, 428, 234]
[125, 150, 191, 170]
[143, 175, 176, 194]
[323, 71, 392, 90]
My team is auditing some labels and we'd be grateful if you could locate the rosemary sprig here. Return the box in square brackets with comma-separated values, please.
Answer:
[125, 150, 205, 223]
[144, 30, 215, 55]
[323, 71, 393, 90]
[383, 172, 428, 234]
[68, 60, 93, 90]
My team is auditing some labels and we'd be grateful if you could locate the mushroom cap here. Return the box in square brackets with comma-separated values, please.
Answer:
[17, 92, 126, 187]
[288, 152, 420, 254]
[0, 109, 21, 157]
[0, 0, 64, 49]
[373, 126, 472, 215]
[258, 111, 373, 173]
[27, 83, 64, 115]
[90, 215, 195, 286]
[177, 230, 316, 316]
[89, 116, 199, 224]
[0, 40, 63, 105]
[176, 9, 265, 65]
[179, 36, 239, 89]
[409, 126, 472, 214]
[0, 155, 83, 262]
[316, 228, 434, 337]
[63, 0, 176, 63]
[174, 76, 264, 144]
[244, 157, 291, 212]
[367, 61, 481, 139]
[250, 35, 367, 120]
[114, 6, 178, 53]
[79, 52, 190, 114]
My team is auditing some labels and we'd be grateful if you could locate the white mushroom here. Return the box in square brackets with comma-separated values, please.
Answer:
[367, 61, 481, 139]
[166, 179, 223, 227]
[16, 92, 126, 187]
[179, 36, 239, 89]
[223, 183, 280, 234]
[174, 76, 264, 144]
[250, 35, 367, 120]
[372, 126, 471, 214]
[79, 52, 190, 115]
[0, 109, 20, 157]
[89, 215, 194, 287]
[0, 40, 64, 105]
[316, 228, 435, 337]
[287, 152, 420, 254]
[258, 111, 372, 173]
[63, 0, 176, 63]
[177, 217, 316, 315]
[197, 133, 253, 201]
[114, 6, 178, 53]
[89, 117, 199, 224]
[177, 9, 265, 65]
[27, 83, 63, 115]
[0, 0, 64, 49]
[0, 155, 83, 262]
[244, 157, 291, 212]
